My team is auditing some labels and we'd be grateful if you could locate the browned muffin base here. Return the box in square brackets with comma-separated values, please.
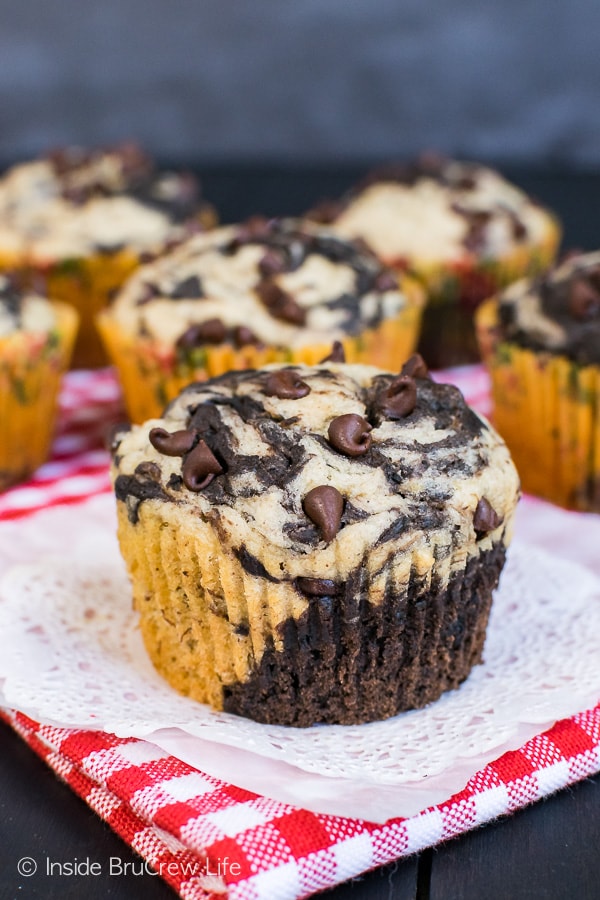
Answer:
[222, 543, 506, 727]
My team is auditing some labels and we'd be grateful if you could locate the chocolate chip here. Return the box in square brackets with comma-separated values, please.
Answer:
[48, 145, 90, 175]
[400, 353, 430, 380]
[568, 278, 600, 321]
[295, 577, 342, 597]
[328, 414, 372, 457]
[374, 271, 398, 292]
[378, 375, 417, 419]
[454, 206, 492, 252]
[167, 473, 183, 491]
[176, 318, 227, 349]
[149, 427, 197, 456]
[302, 485, 344, 543]
[182, 440, 224, 491]
[256, 280, 284, 308]
[233, 325, 261, 348]
[473, 497, 503, 534]
[263, 370, 311, 400]
[320, 341, 346, 363]
[259, 249, 288, 277]
[233, 216, 274, 246]
[455, 174, 477, 190]
[114, 141, 154, 181]
[509, 212, 527, 242]
[306, 199, 344, 224]
[256, 280, 306, 326]
[168, 275, 204, 299]
[134, 461, 162, 482]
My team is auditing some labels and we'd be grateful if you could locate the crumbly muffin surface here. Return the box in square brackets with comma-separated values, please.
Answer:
[497, 250, 600, 366]
[309, 156, 553, 265]
[113, 360, 519, 587]
[107, 218, 414, 351]
[0, 143, 206, 260]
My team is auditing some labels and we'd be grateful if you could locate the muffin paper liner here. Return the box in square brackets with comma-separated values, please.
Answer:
[395, 219, 561, 368]
[99, 284, 424, 423]
[38, 251, 142, 368]
[115, 498, 511, 727]
[476, 297, 600, 511]
[0, 303, 78, 491]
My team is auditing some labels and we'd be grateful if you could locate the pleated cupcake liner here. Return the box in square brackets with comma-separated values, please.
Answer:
[0, 303, 78, 491]
[115, 497, 510, 727]
[476, 297, 600, 511]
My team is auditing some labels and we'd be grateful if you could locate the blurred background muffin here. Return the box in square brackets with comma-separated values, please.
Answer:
[0, 273, 77, 490]
[98, 217, 424, 422]
[476, 250, 600, 511]
[0, 142, 216, 368]
[308, 155, 561, 368]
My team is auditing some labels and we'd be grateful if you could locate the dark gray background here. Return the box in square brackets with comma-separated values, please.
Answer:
[0, 1, 597, 168]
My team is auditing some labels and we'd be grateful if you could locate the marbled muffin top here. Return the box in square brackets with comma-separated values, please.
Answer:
[308, 156, 555, 266]
[112, 357, 520, 593]
[0, 143, 211, 262]
[0, 274, 56, 339]
[106, 217, 418, 352]
[497, 251, 600, 366]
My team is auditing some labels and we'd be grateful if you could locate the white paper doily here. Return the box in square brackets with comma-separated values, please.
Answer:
[0, 494, 599, 821]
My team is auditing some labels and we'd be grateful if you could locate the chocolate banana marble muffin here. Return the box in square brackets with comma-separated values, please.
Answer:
[0, 273, 77, 490]
[308, 155, 560, 367]
[476, 250, 600, 510]
[99, 216, 424, 423]
[0, 142, 215, 366]
[111, 354, 520, 726]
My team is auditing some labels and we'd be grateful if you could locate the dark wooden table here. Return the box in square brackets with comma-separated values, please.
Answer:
[1, 166, 599, 899]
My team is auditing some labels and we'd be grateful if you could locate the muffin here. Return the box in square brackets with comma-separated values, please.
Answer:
[98, 217, 425, 423]
[0, 274, 77, 490]
[110, 354, 520, 726]
[476, 250, 600, 511]
[308, 155, 561, 367]
[0, 143, 216, 367]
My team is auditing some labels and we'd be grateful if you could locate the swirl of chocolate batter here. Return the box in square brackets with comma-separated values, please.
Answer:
[496, 250, 600, 366]
[113, 362, 517, 568]
[107, 218, 415, 351]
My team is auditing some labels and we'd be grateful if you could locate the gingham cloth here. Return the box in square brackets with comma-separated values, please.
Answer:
[1, 367, 599, 900]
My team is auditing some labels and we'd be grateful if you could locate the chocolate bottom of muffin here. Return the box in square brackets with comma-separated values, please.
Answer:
[222, 543, 506, 727]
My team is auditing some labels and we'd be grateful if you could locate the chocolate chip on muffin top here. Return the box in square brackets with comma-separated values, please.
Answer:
[308, 155, 554, 265]
[496, 250, 600, 366]
[0, 142, 212, 260]
[112, 357, 519, 588]
[107, 218, 415, 352]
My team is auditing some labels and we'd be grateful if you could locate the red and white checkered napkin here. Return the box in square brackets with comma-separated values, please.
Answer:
[2, 707, 599, 900]
[1, 367, 599, 900]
